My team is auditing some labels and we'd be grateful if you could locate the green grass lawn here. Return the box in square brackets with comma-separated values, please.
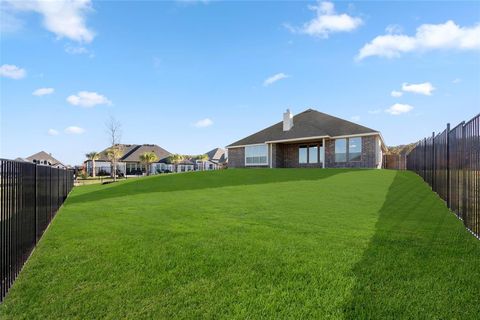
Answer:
[1, 169, 479, 319]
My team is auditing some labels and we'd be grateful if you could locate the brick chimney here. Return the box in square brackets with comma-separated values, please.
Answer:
[283, 109, 293, 131]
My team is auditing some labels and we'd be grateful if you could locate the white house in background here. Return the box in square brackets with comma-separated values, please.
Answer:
[84, 144, 227, 176]
[196, 148, 227, 170]
[84, 144, 172, 176]
[152, 148, 227, 173]
[23, 151, 67, 168]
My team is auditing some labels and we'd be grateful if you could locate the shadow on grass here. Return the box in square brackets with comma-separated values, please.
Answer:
[67, 168, 359, 205]
[343, 171, 480, 319]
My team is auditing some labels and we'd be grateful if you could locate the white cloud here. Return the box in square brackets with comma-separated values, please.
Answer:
[65, 45, 88, 54]
[0, 6, 23, 33]
[263, 73, 289, 86]
[194, 118, 213, 128]
[368, 109, 382, 114]
[67, 91, 112, 108]
[64, 126, 85, 134]
[402, 82, 435, 95]
[351, 115, 360, 122]
[0, 64, 26, 79]
[391, 90, 403, 97]
[385, 24, 403, 34]
[357, 20, 480, 60]
[385, 103, 413, 115]
[48, 129, 59, 136]
[4, 0, 95, 43]
[452, 78, 461, 84]
[33, 87, 54, 96]
[64, 44, 93, 57]
[291, 1, 362, 38]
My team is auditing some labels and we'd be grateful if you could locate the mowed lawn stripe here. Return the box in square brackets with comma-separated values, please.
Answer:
[1, 169, 479, 319]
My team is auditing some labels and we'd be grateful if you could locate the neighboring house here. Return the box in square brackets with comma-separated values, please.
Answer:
[196, 148, 227, 170]
[175, 159, 196, 173]
[84, 144, 172, 176]
[226, 109, 387, 169]
[24, 151, 66, 168]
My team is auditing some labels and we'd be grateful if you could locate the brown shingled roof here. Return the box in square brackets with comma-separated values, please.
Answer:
[95, 144, 171, 162]
[122, 144, 171, 162]
[226, 109, 379, 147]
[205, 148, 226, 163]
[25, 151, 64, 166]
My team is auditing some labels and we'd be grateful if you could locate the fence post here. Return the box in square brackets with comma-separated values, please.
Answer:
[34, 164, 38, 244]
[432, 132, 435, 190]
[462, 122, 467, 223]
[49, 169, 52, 221]
[423, 137, 427, 178]
[446, 123, 450, 206]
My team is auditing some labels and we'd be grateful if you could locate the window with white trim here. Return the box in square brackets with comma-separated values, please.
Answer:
[245, 145, 268, 165]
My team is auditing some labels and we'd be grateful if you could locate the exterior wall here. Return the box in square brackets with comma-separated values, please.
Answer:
[271, 143, 284, 168]
[227, 146, 270, 168]
[325, 135, 378, 168]
[277, 142, 324, 168]
[227, 147, 246, 168]
[228, 135, 381, 169]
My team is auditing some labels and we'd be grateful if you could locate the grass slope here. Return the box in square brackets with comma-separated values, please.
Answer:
[1, 169, 479, 319]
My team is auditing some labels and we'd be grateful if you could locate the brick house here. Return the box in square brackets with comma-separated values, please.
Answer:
[84, 144, 172, 176]
[226, 109, 387, 169]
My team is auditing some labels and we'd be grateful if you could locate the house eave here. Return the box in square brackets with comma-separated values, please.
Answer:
[226, 143, 268, 149]
[227, 132, 386, 148]
[265, 135, 330, 144]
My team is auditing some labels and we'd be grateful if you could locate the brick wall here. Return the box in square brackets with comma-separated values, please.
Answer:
[228, 135, 380, 169]
[325, 135, 378, 168]
[279, 142, 324, 168]
[227, 147, 245, 168]
[272, 143, 284, 168]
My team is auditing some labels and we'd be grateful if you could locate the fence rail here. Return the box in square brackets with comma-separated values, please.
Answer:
[0, 159, 74, 302]
[407, 114, 480, 239]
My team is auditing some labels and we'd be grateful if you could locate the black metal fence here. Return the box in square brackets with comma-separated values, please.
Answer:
[407, 114, 480, 239]
[0, 159, 74, 302]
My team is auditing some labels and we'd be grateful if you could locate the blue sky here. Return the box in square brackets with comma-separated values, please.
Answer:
[1, 0, 479, 165]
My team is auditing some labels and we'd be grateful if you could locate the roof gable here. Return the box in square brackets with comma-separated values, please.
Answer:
[206, 148, 226, 162]
[95, 144, 172, 162]
[227, 109, 379, 147]
[26, 151, 64, 165]
[122, 144, 171, 162]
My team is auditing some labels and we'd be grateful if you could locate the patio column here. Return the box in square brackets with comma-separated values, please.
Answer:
[269, 143, 273, 168]
[322, 138, 326, 168]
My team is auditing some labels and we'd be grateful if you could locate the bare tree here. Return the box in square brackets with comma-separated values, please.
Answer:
[107, 146, 123, 181]
[106, 116, 122, 146]
[106, 116, 123, 181]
